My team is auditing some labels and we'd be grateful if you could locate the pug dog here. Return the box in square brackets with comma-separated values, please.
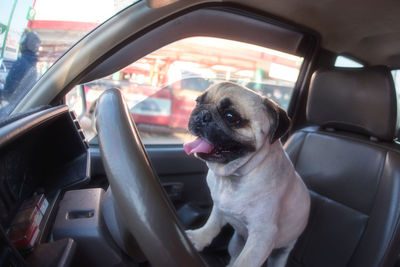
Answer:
[184, 82, 310, 267]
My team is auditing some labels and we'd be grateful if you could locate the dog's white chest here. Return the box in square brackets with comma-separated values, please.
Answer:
[215, 185, 242, 212]
[207, 173, 266, 236]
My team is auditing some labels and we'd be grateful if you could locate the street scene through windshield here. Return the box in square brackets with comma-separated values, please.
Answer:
[0, 0, 304, 145]
[0, 0, 134, 119]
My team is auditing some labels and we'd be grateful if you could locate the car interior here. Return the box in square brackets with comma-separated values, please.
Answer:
[1, 0, 400, 267]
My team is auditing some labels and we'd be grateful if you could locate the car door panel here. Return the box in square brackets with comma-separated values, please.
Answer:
[89, 145, 212, 226]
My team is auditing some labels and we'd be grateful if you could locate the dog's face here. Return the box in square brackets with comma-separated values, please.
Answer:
[184, 82, 290, 168]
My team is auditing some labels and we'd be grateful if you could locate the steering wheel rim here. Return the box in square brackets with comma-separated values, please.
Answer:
[95, 88, 206, 267]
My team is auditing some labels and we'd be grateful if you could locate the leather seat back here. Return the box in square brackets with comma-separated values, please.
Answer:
[285, 67, 400, 267]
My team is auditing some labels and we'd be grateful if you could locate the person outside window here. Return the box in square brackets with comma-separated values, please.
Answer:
[1, 32, 41, 106]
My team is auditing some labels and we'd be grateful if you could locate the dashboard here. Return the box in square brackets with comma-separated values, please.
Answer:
[0, 105, 90, 265]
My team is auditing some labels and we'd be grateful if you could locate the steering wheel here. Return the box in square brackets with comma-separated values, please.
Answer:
[95, 88, 206, 267]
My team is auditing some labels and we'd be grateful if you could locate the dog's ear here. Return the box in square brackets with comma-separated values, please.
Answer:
[264, 99, 291, 144]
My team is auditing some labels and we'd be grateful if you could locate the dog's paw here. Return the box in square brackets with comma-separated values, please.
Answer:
[185, 229, 210, 251]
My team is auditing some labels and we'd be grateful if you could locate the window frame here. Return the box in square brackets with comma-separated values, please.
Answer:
[58, 5, 317, 147]
[68, 35, 307, 145]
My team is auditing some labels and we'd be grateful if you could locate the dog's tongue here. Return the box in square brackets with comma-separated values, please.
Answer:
[184, 137, 214, 155]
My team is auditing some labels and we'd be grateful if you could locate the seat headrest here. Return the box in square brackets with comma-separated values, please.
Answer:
[307, 66, 397, 141]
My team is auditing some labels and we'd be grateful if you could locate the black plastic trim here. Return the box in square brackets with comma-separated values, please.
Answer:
[0, 106, 69, 148]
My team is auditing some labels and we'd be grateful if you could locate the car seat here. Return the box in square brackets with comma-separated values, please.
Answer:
[285, 66, 400, 267]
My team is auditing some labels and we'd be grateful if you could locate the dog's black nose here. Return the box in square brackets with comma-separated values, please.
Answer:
[195, 110, 212, 124]
[203, 112, 211, 122]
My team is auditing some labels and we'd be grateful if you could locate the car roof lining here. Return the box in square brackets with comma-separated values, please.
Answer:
[80, 7, 308, 84]
[226, 0, 400, 68]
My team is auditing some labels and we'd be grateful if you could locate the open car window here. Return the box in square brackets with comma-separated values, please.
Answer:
[66, 36, 304, 144]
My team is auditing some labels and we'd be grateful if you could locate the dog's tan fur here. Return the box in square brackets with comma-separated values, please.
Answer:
[186, 82, 310, 267]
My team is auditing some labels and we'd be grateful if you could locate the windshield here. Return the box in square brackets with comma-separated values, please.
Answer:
[0, 0, 136, 120]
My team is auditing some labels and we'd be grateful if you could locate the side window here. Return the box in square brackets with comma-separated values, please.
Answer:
[334, 55, 364, 68]
[393, 70, 400, 86]
[392, 70, 400, 105]
[67, 37, 304, 144]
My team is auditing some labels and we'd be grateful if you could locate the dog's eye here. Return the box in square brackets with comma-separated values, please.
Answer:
[224, 112, 241, 125]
